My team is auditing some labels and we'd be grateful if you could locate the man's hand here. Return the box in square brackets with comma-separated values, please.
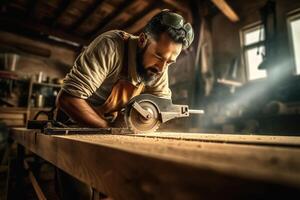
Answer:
[56, 90, 109, 128]
[111, 111, 127, 128]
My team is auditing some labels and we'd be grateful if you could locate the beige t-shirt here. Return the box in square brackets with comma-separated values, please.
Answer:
[62, 30, 171, 106]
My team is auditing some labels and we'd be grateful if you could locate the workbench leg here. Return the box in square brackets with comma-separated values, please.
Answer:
[7, 144, 26, 199]
[4, 139, 13, 200]
[1, 137, 12, 165]
[15, 144, 25, 200]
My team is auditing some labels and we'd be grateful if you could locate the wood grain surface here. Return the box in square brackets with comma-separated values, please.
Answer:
[10, 128, 300, 200]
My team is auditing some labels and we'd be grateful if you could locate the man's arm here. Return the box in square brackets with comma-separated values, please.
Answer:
[56, 90, 109, 128]
[58, 33, 121, 127]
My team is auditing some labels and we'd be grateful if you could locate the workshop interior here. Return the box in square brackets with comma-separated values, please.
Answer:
[1, 0, 300, 199]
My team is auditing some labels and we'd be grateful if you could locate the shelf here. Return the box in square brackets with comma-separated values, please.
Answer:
[30, 107, 53, 111]
[33, 82, 61, 88]
[0, 107, 28, 113]
[0, 70, 29, 82]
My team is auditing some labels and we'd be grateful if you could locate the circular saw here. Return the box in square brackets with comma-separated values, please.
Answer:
[124, 94, 205, 134]
[125, 100, 160, 133]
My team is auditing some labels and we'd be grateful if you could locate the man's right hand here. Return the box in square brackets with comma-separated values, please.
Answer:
[56, 90, 109, 128]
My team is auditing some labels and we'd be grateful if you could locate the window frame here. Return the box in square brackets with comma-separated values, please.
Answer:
[287, 9, 300, 75]
[240, 22, 267, 81]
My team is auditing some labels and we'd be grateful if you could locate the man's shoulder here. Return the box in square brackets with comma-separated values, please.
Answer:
[85, 30, 125, 55]
[96, 30, 135, 43]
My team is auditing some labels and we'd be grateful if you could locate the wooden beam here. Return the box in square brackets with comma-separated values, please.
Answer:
[86, 0, 134, 38]
[136, 132, 300, 147]
[125, 8, 161, 34]
[0, 15, 88, 46]
[120, 2, 162, 30]
[68, 0, 106, 31]
[0, 36, 52, 57]
[211, 0, 239, 22]
[10, 128, 300, 199]
[49, 0, 72, 27]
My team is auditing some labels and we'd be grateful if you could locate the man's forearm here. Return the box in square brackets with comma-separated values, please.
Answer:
[56, 90, 109, 128]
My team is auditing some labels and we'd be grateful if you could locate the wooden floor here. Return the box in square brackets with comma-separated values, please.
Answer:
[9, 128, 300, 199]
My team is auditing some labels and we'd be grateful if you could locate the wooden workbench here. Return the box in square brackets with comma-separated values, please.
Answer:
[10, 128, 300, 199]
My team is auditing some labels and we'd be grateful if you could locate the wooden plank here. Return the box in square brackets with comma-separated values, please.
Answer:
[211, 0, 239, 22]
[0, 107, 28, 113]
[0, 107, 28, 126]
[1, 119, 25, 126]
[9, 128, 300, 199]
[24, 160, 47, 200]
[0, 113, 24, 119]
[137, 132, 300, 147]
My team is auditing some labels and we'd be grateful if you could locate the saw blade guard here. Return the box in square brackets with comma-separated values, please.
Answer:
[124, 94, 192, 133]
[124, 98, 161, 134]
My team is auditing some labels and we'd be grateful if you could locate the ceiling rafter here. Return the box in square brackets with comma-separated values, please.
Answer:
[86, 0, 134, 38]
[119, 2, 162, 30]
[0, 15, 88, 46]
[0, 0, 194, 48]
[126, 8, 161, 34]
[211, 0, 239, 22]
[68, 0, 106, 31]
[98, 0, 191, 36]
[50, 0, 72, 27]
[122, 0, 192, 35]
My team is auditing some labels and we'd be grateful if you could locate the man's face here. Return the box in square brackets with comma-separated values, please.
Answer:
[138, 32, 182, 83]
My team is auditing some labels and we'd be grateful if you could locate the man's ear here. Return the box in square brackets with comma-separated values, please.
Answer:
[138, 33, 148, 48]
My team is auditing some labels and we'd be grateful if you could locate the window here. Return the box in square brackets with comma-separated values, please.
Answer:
[288, 12, 300, 74]
[241, 24, 267, 80]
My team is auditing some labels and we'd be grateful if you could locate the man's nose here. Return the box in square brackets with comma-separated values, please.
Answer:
[156, 61, 167, 72]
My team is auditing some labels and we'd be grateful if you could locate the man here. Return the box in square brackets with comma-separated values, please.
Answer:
[55, 9, 194, 199]
[56, 9, 194, 128]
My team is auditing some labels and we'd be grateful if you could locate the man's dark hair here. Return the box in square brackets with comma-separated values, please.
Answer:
[143, 10, 194, 49]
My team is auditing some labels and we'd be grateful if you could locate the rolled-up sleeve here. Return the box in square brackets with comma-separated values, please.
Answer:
[144, 69, 172, 99]
[62, 37, 119, 99]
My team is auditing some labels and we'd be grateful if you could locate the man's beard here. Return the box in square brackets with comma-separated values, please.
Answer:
[136, 46, 160, 86]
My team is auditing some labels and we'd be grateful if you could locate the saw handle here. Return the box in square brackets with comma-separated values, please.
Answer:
[188, 109, 205, 114]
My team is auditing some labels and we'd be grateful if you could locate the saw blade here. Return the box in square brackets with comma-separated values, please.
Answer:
[125, 100, 161, 134]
